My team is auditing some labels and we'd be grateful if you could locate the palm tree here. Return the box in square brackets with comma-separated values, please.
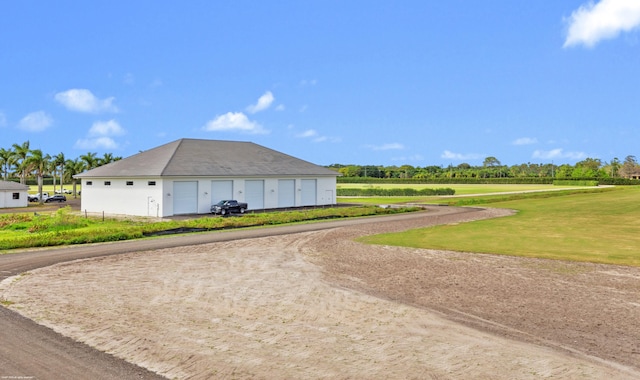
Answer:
[65, 158, 85, 198]
[99, 152, 115, 166]
[25, 149, 51, 204]
[53, 152, 66, 193]
[48, 159, 58, 194]
[80, 152, 98, 171]
[0, 147, 14, 181]
[609, 157, 621, 178]
[11, 141, 30, 184]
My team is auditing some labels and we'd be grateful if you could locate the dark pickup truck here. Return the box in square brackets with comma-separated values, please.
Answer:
[210, 200, 248, 215]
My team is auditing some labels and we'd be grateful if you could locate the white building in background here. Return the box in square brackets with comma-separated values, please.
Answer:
[0, 180, 29, 209]
[75, 138, 340, 217]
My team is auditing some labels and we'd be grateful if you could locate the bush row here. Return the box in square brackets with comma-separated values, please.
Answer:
[337, 187, 455, 196]
[552, 180, 599, 186]
[595, 178, 640, 185]
[3, 177, 62, 186]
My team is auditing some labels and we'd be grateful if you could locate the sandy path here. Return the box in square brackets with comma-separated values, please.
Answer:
[1, 209, 639, 379]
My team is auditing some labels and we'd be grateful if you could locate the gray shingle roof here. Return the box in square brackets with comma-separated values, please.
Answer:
[75, 139, 340, 178]
[0, 180, 29, 191]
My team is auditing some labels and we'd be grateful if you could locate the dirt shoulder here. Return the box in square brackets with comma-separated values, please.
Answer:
[1, 207, 639, 379]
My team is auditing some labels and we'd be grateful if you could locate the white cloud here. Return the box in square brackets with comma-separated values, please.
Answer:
[88, 120, 126, 137]
[74, 137, 119, 150]
[300, 79, 318, 86]
[365, 143, 405, 151]
[295, 128, 340, 143]
[202, 112, 268, 134]
[441, 150, 484, 161]
[275, 104, 285, 111]
[296, 129, 318, 138]
[564, 0, 640, 48]
[532, 148, 587, 160]
[246, 91, 274, 114]
[512, 137, 538, 145]
[18, 111, 53, 132]
[54, 89, 118, 113]
[74, 120, 126, 150]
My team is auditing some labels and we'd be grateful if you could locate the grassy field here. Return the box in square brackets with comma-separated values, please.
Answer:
[359, 186, 640, 267]
[337, 184, 581, 205]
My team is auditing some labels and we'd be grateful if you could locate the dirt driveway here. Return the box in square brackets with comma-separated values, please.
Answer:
[1, 207, 639, 379]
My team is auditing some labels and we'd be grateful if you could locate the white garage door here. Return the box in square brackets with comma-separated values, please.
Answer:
[173, 181, 198, 215]
[245, 180, 264, 210]
[211, 180, 233, 204]
[301, 179, 317, 206]
[278, 179, 295, 208]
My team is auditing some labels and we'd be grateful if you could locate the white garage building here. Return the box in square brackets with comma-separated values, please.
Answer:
[75, 138, 340, 217]
[0, 180, 29, 209]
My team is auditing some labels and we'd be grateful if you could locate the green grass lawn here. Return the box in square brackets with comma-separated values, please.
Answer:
[336, 183, 581, 205]
[359, 186, 640, 267]
[0, 205, 420, 251]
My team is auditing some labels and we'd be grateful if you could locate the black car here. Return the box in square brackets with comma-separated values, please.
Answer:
[44, 195, 67, 203]
[210, 200, 248, 215]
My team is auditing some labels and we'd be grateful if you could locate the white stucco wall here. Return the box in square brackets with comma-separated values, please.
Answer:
[81, 175, 338, 217]
[315, 176, 337, 205]
[0, 190, 28, 208]
[80, 178, 165, 217]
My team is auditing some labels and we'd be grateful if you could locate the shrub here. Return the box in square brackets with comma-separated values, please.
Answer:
[337, 187, 455, 196]
[553, 180, 599, 186]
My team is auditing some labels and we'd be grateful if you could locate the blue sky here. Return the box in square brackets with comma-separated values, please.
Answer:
[1, 1, 639, 167]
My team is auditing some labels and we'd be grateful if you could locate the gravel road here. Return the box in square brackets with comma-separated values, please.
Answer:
[0, 206, 472, 379]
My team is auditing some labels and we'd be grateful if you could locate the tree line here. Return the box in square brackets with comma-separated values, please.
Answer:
[328, 156, 640, 180]
[3, 140, 640, 196]
[0, 141, 122, 202]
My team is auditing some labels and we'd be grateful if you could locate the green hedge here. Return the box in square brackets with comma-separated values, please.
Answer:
[337, 187, 455, 196]
[25, 178, 56, 186]
[595, 178, 640, 185]
[553, 180, 599, 186]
